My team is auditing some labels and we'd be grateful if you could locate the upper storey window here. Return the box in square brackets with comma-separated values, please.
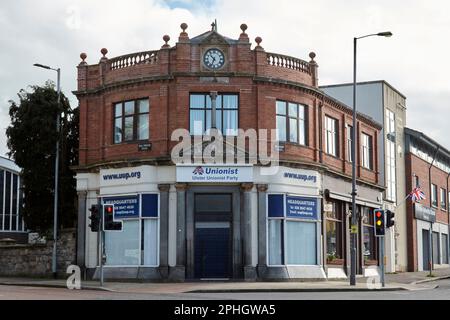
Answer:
[114, 99, 149, 144]
[361, 133, 373, 170]
[276, 100, 306, 145]
[189, 93, 238, 136]
[325, 116, 338, 157]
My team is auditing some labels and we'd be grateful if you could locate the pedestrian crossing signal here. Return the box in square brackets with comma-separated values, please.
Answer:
[103, 204, 122, 231]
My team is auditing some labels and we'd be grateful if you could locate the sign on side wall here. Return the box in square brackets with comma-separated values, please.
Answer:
[102, 195, 140, 219]
[286, 196, 318, 220]
[414, 203, 436, 223]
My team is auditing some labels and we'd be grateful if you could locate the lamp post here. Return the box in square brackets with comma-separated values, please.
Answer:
[350, 32, 392, 286]
[33, 63, 61, 278]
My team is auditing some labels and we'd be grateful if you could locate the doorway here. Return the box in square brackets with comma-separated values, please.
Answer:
[194, 193, 232, 279]
[422, 229, 430, 271]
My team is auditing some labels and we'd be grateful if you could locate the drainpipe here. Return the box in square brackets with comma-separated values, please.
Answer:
[428, 145, 440, 274]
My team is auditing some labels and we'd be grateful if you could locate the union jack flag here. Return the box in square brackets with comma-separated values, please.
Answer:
[410, 186, 426, 202]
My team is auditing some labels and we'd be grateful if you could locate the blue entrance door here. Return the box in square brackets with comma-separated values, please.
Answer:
[194, 223, 231, 279]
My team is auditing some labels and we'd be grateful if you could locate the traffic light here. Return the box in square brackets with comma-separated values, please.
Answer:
[88, 204, 100, 232]
[374, 209, 385, 236]
[386, 210, 395, 228]
[103, 204, 122, 231]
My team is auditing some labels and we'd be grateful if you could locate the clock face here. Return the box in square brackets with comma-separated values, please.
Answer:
[203, 48, 225, 70]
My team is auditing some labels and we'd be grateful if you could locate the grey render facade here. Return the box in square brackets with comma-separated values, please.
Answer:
[321, 80, 408, 272]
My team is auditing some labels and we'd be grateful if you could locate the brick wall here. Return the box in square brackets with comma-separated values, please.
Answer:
[74, 24, 381, 187]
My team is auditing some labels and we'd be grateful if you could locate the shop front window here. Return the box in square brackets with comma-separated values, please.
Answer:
[362, 207, 377, 263]
[325, 201, 343, 262]
[267, 194, 318, 265]
[103, 194, 159, 266]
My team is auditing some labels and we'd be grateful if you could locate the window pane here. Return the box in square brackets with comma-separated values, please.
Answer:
[223, 95, 237, 109]
[268, 219, 283, 265]
[223, 110, 237, 136]
[216, 95, 222, 109]
[288, 103, 298, 118]
[12, 175, 17, 231]
[195, 194, 232, 212]
[190, 110, 204, 135]
[4, 171, 10, 231]
[114, 118, 122, 143]
[190, 94, 205, 108]
[206, 95, 212, 109]
[442, 234, 448, 264]
[276, 101, 286, 115]
[289, 118, 298, 143]
[433, 232, 440, 264]
[124, 116, 134, 141]
[363, 226, 376, 260]
[138, 114, 149, 140]
[298, 105, 305, 120]
[124, 101, 134, 115]
[143, 219, 158, 266]
[299, 119, 305, 145]
[114, 103, 122, 117]
[326, 220, 342, 259]
[276, 115, 286, 141]
[138, 99, 149, 113]
[286, 221, 316, 265]
[105, 220, 140, 265]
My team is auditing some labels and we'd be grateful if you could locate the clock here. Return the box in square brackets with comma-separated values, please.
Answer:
[203, 48, 225, 70]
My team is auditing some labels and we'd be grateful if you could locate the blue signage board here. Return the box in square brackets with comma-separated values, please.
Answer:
[286, 196, 318, 220]
[103, 195, 139, 219]
[142, 194, 158, 217]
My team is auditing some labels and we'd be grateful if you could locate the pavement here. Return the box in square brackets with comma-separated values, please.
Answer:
[0, 268, 448, 294]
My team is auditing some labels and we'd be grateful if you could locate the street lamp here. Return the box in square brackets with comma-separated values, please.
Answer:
[33, 63, 61, 279]
[350, 31, 392, 286]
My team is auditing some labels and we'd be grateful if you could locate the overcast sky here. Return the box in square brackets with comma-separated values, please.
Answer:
[1, 0, 450, 157]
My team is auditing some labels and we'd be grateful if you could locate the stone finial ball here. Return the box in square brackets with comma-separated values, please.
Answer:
[101, 48, 108, 56]
[255, 36, 262, 45]
[80, 53, 87, 61]
[240, 23, 248, 33]
[309, 52, 316, 60]
[180, 23, 188, 32]
[163, 35, 170, 43]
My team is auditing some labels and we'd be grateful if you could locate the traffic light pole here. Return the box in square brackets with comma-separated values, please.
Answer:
[380, 235, 385, 287]
[100, 206, 105, 287]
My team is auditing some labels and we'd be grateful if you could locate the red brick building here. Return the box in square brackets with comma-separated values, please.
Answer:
[74, 23, 383, 281]
[404, 128, 450, 271]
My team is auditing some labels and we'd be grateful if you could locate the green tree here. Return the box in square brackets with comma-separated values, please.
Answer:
[6, 81, 79, 234]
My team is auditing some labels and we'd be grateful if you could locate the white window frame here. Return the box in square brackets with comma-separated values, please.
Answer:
[361, 133, 373, 170]
[431, 184, 438, 208]
[325, 116, 338, 157]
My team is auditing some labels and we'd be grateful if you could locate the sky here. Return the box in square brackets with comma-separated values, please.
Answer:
[1, 0, 450, 157]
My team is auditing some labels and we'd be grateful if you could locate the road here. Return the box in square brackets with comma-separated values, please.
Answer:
[1, 279, 450, 300]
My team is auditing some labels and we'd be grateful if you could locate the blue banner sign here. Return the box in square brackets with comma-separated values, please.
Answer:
[103, 195, 139, 219]
[286, 196, 318, 220]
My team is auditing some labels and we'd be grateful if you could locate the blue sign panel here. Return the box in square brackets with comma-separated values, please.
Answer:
[142, 194, 158, 217]
[286, 196, 318, 220]
[268, 194, 284, 217]
[103, 195, 139, 219]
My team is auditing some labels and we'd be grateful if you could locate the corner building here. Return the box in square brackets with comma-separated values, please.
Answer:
[74, 23, 383, 281]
